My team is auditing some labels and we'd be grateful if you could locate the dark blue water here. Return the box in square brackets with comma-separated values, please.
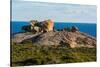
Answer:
[11, 21, 96, 37]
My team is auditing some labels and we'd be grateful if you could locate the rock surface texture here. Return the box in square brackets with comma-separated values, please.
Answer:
[12, 30, 96, 48]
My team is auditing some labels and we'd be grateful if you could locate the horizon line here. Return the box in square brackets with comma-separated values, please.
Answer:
[11, 21, 96, 24]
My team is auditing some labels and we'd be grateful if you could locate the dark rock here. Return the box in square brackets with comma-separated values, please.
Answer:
[71, 26, 79, 32]
[21, 25, 31, 32]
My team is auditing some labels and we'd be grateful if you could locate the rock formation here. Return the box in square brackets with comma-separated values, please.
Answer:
[13, 19, 96, 48]
[41, 19, 54, 32]
[22, 19, 54, 33]
[12, 30, 96, 48]
[32, 31, 96, 48]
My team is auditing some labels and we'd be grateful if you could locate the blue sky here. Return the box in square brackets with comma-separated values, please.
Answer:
[12, 0, 97, 23]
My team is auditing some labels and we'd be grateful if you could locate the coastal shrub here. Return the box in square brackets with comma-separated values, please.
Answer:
[11, 41, 96, 66]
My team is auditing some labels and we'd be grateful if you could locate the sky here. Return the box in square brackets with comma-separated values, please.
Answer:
[12, 0, 97, 23]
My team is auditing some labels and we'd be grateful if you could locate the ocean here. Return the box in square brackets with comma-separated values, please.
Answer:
[11, 21, 96, 37]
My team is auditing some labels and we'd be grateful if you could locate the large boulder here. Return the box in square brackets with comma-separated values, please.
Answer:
[24, 19, 54, 33]
[30, 20, 42, 33]
[41, 19, 54, 32]
[30, 20, 38, 26]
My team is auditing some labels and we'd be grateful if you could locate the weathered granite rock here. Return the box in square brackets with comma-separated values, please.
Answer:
[12, 30, 96, 48]
[30, 20, 38, 27]
[12, 32, 42, 44]
[32, 31, 96, 48]
[21, 19, 54, 33]
[41, 19, 54, 32]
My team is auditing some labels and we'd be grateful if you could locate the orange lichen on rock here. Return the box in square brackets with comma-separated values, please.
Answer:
[42, 19, 54, 32]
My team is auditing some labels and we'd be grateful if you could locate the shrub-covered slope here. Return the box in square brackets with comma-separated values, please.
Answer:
[11, 41, 96, 66]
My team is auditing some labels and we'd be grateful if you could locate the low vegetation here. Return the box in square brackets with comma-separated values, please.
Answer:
[11, 40, 96, 66]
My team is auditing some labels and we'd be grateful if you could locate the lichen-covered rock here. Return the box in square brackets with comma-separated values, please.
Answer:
[30, 20, 38, 26]
[30, 20, 42, 33]
[41, 19, 54, 32]
[22, 19, 54, 33]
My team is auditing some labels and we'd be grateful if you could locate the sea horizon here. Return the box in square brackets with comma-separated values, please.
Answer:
[11, 21, 96, 37]
[11, 21, 96, 24]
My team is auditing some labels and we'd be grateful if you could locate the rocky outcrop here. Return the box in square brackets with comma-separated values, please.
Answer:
[12, 30, 96, 48]
[13, 19, 96, 48]
[12, 32, 42, 43]
[22, 19, 54, 33]
[32, 31, 96, 48]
